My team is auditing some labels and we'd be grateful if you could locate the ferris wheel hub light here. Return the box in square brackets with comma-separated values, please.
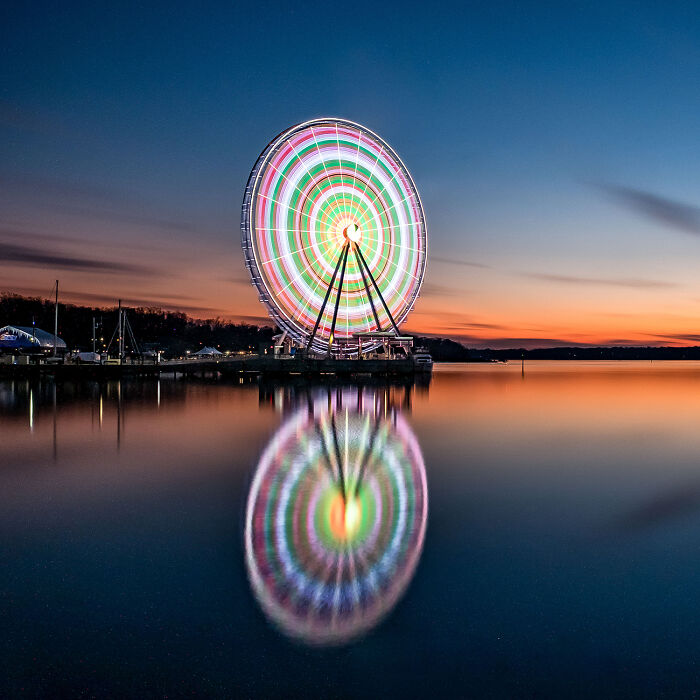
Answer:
[343, 223, 361, 243]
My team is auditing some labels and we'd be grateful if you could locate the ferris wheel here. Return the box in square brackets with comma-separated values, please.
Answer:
[241, 118, 427, 354]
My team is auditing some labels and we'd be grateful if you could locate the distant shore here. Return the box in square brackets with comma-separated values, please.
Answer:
[473, 346, 700, 361]
[3, 292, 700, 363]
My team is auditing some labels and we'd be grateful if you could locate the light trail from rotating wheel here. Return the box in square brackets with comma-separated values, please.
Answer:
[244, 394, 428, 646]
[241, 118, 427, 354]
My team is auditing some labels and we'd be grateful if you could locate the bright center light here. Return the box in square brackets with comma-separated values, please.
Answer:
[343, 223, 361, 243]
[344, 496, 361, 536]
[329, 493, 362, 541]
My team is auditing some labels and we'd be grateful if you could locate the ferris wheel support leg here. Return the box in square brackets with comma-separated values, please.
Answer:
[306, 242, 348, 351]
[355, 245, 383, 332]
[328, 243, 350, 351]
[355, 246, 401, 336]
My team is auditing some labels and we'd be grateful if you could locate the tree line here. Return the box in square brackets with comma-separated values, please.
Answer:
[0, 293, 275, 355]
[6, 293, 691, 360]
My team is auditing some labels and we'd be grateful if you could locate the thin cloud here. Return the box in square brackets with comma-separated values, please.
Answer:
[407, 310, 507, 331]
[598, 182, 700, 237]
[597, 337, 679, 346]
[431, 256, 491, 269]
[0, 172, 197, 234]
[407, 326, 594, 349]
[520, 271, 677, 289]
[53, 203, 197, 233]
[453, 336, 598, 349]
[1, 287, 224, 316]
[646, 332, 700, 343]
[0, 227, 84, 246]
[0, 172, 123, 203]
[0, 226, 179, 263]
[419, 282, 470, 297]
[443, 321, 507, 331]
[37, 289, 196, 304]
[0, 242, 157, 275]
[611, 483, 700, 535]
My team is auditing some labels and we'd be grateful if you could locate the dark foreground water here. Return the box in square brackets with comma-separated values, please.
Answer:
[3, 362, 700, 698]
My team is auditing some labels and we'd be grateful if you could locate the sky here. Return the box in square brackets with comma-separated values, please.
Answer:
[3, 1, 700, 348]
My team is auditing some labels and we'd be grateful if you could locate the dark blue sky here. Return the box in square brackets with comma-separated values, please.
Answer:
[3, 2, 700, 345]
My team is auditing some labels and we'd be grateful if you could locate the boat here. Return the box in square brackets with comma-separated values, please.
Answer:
[412, 347, 433, 371]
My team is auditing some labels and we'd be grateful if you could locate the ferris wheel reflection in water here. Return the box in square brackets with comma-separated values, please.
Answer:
[245, 385, 428, 646]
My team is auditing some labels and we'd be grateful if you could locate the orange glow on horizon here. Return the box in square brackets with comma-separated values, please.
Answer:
[3, 239, 700, 349]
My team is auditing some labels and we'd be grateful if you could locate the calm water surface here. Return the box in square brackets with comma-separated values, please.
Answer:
[3, 361, 700, 698]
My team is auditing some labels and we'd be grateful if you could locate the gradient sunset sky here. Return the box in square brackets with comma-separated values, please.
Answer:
[4, 2, 700, 348]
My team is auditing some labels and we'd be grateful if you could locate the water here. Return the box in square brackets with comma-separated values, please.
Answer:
[3, 362, 700, 697]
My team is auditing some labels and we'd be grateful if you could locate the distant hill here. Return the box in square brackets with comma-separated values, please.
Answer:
[412, 336, 475, 361]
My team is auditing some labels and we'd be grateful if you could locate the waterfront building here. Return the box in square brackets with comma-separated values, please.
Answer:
[0, 325, 67, 355]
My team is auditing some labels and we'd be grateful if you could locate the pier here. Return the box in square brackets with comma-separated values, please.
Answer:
[0, 356, 431, 380]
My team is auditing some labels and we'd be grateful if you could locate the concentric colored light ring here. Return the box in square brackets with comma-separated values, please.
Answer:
[241, 118, 427, 352]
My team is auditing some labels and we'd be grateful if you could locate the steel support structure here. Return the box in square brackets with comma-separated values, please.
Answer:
[306, 241, 349, 351]
[354, 245, 400, 336]
[306, 237, 401, 355]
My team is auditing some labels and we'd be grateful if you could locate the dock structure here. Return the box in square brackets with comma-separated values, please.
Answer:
[0, 356, 430, 380]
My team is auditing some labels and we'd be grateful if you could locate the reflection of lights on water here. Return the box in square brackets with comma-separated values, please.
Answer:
[245, 392, 427, 646]
[29, 388, 33, 432]
[329, 493, 361, 540]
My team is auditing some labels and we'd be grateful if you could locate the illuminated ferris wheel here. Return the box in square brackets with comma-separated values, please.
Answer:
[241, 118, 427, 354]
